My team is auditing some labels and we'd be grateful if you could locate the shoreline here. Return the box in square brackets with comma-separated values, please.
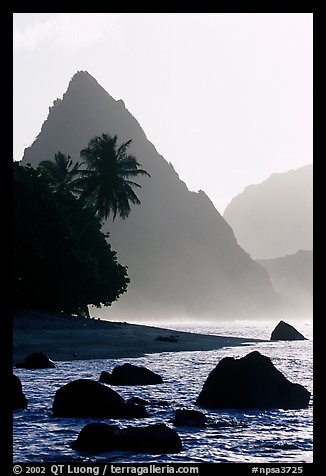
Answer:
[13, 309, 264, 363]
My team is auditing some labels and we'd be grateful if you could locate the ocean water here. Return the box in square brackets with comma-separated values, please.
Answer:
[13, 320, 313, 463]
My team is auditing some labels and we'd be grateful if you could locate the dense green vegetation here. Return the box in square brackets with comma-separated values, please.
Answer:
[13, 134, 149, 316]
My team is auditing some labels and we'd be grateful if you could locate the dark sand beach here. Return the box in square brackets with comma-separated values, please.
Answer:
[13, 309, 263, 363]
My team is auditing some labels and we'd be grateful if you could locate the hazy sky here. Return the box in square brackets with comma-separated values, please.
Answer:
[13, 13, 313, 213]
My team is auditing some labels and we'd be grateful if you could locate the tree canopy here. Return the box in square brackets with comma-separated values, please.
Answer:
[13, 133, 150, 316]
[38, 152, 83, 195]
[13, 162, 129, 316]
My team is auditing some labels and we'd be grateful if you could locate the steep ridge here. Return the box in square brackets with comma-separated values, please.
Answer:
[257, 250, 313, 316]
[223, 165, 313, 259]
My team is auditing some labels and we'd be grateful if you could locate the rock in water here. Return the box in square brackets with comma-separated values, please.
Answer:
[270, 320, 307, 340]
[73, 422, 182, 454]
[16, 352, 55, 369]
[196, 351, 310, 410]
[52, 379, 148, 418]
[173, 409, 207, 427]
[125, 397, 169, 407]
[72, 423, 119, 452]
[99, 363, 163, 385]
[99, 370, 112, 384]
[12, 374, 28, 409]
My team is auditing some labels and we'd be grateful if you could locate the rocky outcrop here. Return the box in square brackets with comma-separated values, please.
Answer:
[270, 320, 307, 341]
[173, 409, 207, 427]
[196, 351, 310, 410]
[12, 375, 28, 409]
[72, 422, 182, 454]
[16, 352, 55, 369]
[52, 379, 148, 418]
[99, 363, 163, 385]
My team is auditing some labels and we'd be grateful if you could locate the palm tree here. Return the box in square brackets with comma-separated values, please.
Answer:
[38, 152, 83, 194]
[78, 133, 150, 222]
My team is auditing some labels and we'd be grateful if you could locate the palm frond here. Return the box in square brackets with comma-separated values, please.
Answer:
[78, 133, 150, 222]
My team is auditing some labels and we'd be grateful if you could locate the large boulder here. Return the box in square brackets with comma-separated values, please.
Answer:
[196, 351, 310, 410]
[12, 374, 28, 409]
[270, 320, 307, 341]
[72, 422, 182, 454]
[173, 409, 207, 427]
[52, 379, 148, 418]
[99, 363, 163, 385]
[16, 352, 55, 369]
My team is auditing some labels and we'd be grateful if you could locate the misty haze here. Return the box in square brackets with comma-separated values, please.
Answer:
[223, 165, 313, 260]
[13, 12, 313, 467]
[21, 71, 288, 321]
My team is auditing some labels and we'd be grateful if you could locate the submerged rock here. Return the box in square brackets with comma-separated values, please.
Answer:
[126, 397, 169, 407]
[150, 400, 169, 407]
[73, 422, 182, 454]
[173, 409, 207, 427]
[196, 351, 310, 410]
[52, 379, 148, 418]
[99, 363, 163, 385]
[12, 374, 28, 409]
[16, 352, 55, 369]
[270, 320, 307, 341]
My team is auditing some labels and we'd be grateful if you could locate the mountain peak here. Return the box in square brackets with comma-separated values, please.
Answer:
[65, 70, 113, 101]
[69, 70, 98, 87]
[21, 72, 281, 319]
